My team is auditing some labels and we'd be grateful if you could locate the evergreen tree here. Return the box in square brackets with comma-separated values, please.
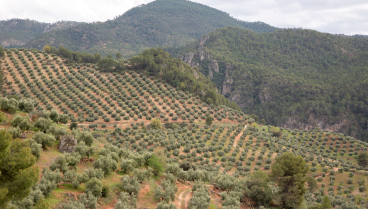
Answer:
[0, 130, 39, 208]
[271, 152, 309, 209]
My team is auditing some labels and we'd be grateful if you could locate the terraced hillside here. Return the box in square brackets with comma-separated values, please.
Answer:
[1, 48, 246, 129]
[1, 48, 368, 209]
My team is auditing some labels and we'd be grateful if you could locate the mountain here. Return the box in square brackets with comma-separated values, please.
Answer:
[24, 0, 278, 57]
[0, 18, 81, 48]
[166, 27, 368, 140]
[1, 47, 368, 209]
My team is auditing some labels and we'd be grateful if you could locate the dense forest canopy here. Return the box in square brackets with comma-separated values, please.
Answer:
[0, 19, 81, 48]
[167, 27, 368, 140]
[24, 0, 278, 57]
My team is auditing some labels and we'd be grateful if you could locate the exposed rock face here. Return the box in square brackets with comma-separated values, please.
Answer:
[193, 68, 199, 79]
[222, 77, 233, 96]
[258, 87, 271, 104]
[208, 69, 214, 79]
[181, 52, 195, 64]
[198, 35, 209, 49]
[59, 134, 77, 153]
[281, 116, 357, 138]
[208, 59, 219, 73]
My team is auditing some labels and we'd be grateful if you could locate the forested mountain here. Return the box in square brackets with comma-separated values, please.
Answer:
[166, 27, 368, 140]
[24, 0, 278, 57]
[0, 19, 81, 48]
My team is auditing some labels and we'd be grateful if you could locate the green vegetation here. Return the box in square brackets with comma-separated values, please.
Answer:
[0, 19, 81, 48]
[168, 26, 368, 140]
[24, 0, 277, 57]
[0, 130, 39, 208]
[1, 42, 368, 209]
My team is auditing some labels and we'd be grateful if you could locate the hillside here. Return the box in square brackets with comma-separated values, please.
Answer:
[0, 19, 81, 48]
[24, 0, 278, 57]
[0, 47, 243, 127]
[1, 47, 368, 209]
[166, 27, 368, 141]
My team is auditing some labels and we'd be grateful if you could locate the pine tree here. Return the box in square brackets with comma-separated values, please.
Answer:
[0, 130, 39, 208]
[271, 152, 309, 209]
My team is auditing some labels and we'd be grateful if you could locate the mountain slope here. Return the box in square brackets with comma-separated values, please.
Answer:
[1, 47, 244, 126]
[24, 0, 278, 57]
[0, 19, 81, 48]
[166, 27, 368, 140]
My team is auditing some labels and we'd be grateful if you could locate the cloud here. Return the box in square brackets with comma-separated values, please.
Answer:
[0, 0, 367, 35]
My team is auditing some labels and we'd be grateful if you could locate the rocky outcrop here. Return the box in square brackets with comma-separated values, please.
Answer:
[59, 134, 77, 153]
[193, 68, 199, 79]
[222, 77, 233, 96]
[181, 52, 195, 65]
[281, 116, 356, 138]
[208, 59, 219, 73]
[208, 70, 214, 79]
[258, 87, 272, 104]
[198, 35, 209, 49]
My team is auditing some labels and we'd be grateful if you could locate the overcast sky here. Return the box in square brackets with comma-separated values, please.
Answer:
[1, 0, 367, 35]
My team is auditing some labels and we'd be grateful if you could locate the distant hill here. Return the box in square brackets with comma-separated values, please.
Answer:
[167, 27, 368, 140]
[0, 19, 81, 48]
[24, 0, 278, 57]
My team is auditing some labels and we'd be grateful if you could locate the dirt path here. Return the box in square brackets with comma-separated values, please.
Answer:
[233, 125, 247, 148]
[177, 189, 192, 209]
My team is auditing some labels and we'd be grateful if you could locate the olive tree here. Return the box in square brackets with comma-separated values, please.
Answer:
[11, 115, 31, 131]
[49, 109, 59, 123]
[32, 132, 56, 149]
[121, 176, 140, 194]
[76, 131, 94, 147]
[93, 154, 118, 175]
[19, 98, 35, 113]
[188, 186, 210, 209]
[85, 177, 103, 198]
[154, 180, 177, 203]
[0, 97, 19, 113]
[34, 118, 53, 133]
[114, 192, 137, 209]
[75, 141, 94, 159]
[58, 114, 70, 124]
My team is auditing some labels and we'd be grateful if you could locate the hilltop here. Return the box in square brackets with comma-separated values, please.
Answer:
[23, 0, 278, 57]
[0, 19, 81, 48]
[166, 27, 368, 140]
